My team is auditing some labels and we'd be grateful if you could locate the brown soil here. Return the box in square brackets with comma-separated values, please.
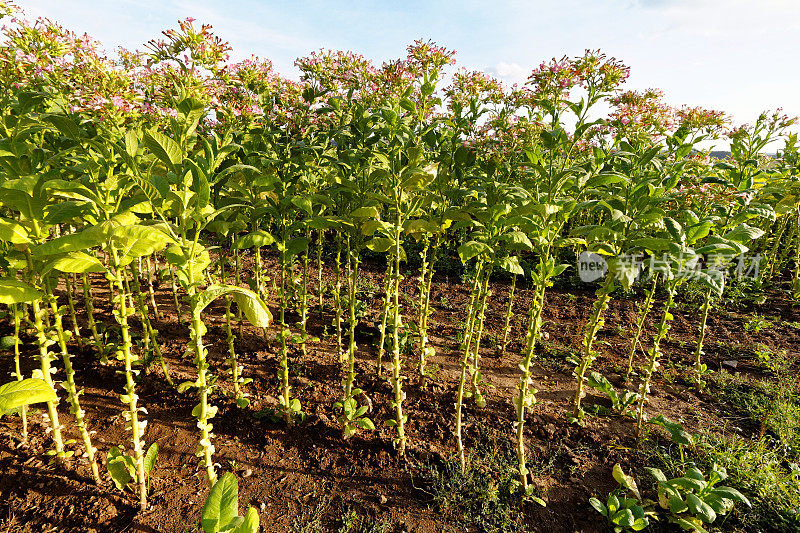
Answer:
[1, 252, 797, 532]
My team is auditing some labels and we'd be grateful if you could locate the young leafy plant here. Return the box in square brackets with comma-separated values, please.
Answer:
[589, 464, 653, 533]
[587, 372, 639, 417]
[200, 472, 260, 533]
[647, 465, 751, 532]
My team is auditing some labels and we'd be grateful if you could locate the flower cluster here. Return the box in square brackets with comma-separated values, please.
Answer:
[445, 68, 505, 112]
[676, 106, 728, 138]
[608, 89, 675, 141]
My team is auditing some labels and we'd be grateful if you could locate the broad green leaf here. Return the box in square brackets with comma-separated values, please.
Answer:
[232, 290, 272, 328]
[284, 236, 310, 257]
[45, 251, 106, 274]
[366, 237, 393, 253]
[686, 493, 717, 524]
[0, 218, 30, 244]
[45, 114, 81, 139]
[724, 223, 764, 244]
[458, 241, 492, 263]
[709, 487, 751, 507]
[0, 188, 43, 221]
[106, 452, 134, 491]
[498, 255, 524, 275]
[232, 231, 274, 249]
[144, 130, 184, 171]
[589, 497, 607, 516]
[201, 472, 240, 533]
[291, 196, 313, 216]
[196, 285, 272, 328]
[403, 219, 439, 236]
[0, 378, 57, 415]
[0, 278, 43, 304]
[351, 206, 380, 219]
[111, 226, 172, 264]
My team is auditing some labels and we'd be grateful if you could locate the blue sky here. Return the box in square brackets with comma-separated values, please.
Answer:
[18, 0, 800, 147]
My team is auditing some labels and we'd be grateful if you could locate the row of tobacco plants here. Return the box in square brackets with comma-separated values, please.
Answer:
[0, 3, 798, 530]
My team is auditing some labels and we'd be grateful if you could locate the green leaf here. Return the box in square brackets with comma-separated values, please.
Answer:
[45, 251, 107, 274]
[458, 241, 492, 263]
[186, 159, 210, 209]
[201, 472, 240, 533]
[709, 486, 751, 507]
[0, 218, 30, 244]
[498, 255, 524, 275]
[612, 463, 641, 499]
[143, 442, 158, 475]
[366, 237, 393, 253]
[106, 451, 135, 491]
[351, 206, 380, 219]
[233, 508, 260, 533]
[664, 217, 685, 244]
[724, 223, 765, 244]
[232, 290, 273, 328]
[111, 226, 172, 265]
[196, 285, 272, 328]
[686, 493, 717, 524]
[285, 236, 310, 257]
[45, 114, 81, 139]
[232, 231, 275, 249]
[144, 130, 184, 172]
[589, 497, 608, 516]
[0, 278, 43, 305]
[291, 196, 313, 216]
[0, 378, 57, 415]
[213, 164, 260, 185]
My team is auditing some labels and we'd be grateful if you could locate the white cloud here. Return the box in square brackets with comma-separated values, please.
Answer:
[485, 61, 528, 87]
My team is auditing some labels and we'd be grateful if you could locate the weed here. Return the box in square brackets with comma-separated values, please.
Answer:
[744, 314, 772, 334]
[413, 426, 541, 532]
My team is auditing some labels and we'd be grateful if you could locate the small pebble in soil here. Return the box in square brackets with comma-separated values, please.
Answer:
[242, 467, 253, 478]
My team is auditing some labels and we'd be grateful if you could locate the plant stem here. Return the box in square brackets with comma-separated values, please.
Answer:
[692, 285, 713, 387]
[469, 266, 493, 407]
[637, 280, 677, 434]
[377, 258, 392, 378]
[278, 244, 293, 425]
[299, 228, 311, 358]
[334, 233, 343, 364]
[65, 273, 80, 340]
[81, 273, 106, 364]
[131, 260, 172, 385]
[45, 279, 101, 484]
[456, 261, 484, 470]
[170, 265, 182, 320]
[514, 281, 546, 489]
[572, 274, 615, 421]
[390, 213, 406, 455]
[625, 274, 658, 379]
[110, 248, 147, 511]
[316, 230, 324, 319]
[11, 303, 27, 442]
[500, 274, 516, 356]
[146, 255, 161, 321]
[26, 251, 64, 457]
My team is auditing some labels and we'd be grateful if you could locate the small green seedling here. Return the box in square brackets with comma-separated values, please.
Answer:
[589, 464, 653, 532]
[587, 372, 639, 417]
[107, 443, 158, 492]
